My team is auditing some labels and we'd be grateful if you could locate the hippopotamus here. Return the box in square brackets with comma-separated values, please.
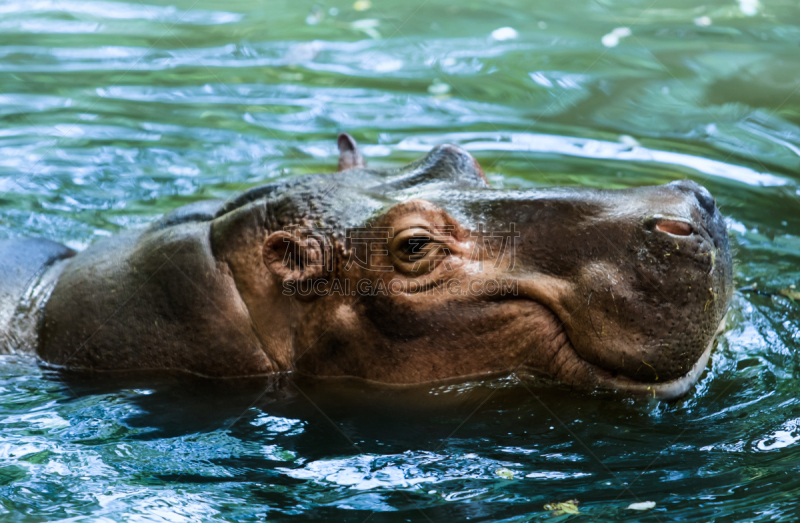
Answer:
[0, 134, 733, 399]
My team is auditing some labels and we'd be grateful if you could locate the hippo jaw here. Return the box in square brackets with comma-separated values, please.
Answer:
[592, 317, 725, 399]
[514, 294, 726, 400]
[246, 135, 733, 399]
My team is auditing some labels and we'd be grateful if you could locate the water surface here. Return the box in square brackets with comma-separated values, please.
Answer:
[1, 0, 799, 520]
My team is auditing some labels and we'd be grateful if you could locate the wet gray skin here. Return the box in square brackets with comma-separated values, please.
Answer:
[0, 134, 733, 400]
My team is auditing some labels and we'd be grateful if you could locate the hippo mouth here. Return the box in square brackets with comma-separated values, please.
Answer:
[523, 300, 725, 400]
[586, 324, 720, 400]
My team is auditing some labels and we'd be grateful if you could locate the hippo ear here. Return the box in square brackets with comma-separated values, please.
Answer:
[262, 231, 326, 293]
[337, 133, 365, 171]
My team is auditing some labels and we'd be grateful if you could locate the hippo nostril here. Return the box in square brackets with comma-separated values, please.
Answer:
[656, 220, 693, 236]
[694, 186, 717, 215]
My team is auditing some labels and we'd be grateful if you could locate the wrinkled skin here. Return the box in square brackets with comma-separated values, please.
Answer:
[0, 134, 733, 399]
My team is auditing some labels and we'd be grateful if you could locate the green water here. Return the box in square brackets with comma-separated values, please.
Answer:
[1, 0, 800, 520]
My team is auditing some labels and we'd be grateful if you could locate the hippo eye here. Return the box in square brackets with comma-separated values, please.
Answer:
[390, 228, 443, 273]
[400, 236, 432, 257]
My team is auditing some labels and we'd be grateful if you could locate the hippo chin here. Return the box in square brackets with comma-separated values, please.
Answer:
[0, 134, 733, 399]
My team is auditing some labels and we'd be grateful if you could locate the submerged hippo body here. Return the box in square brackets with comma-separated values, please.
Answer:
[0, 134, 733, 399]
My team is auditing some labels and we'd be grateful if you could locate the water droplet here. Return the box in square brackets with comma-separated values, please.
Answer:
[627, 501, 656, 511]
[491, 27, 518, 41]
[428, 80, 451, 96]
[601, 27, 631, 47]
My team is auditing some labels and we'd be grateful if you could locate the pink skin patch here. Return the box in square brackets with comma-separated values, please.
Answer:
[656, 220, 692, 236]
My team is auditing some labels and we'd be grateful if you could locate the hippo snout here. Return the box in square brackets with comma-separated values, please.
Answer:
[628, 181, 733, 384]
[597, 181, 733, 384]
[509, 179, 733, 393]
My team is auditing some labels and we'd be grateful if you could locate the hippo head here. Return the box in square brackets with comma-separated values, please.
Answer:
[214, 134, 733, 399]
